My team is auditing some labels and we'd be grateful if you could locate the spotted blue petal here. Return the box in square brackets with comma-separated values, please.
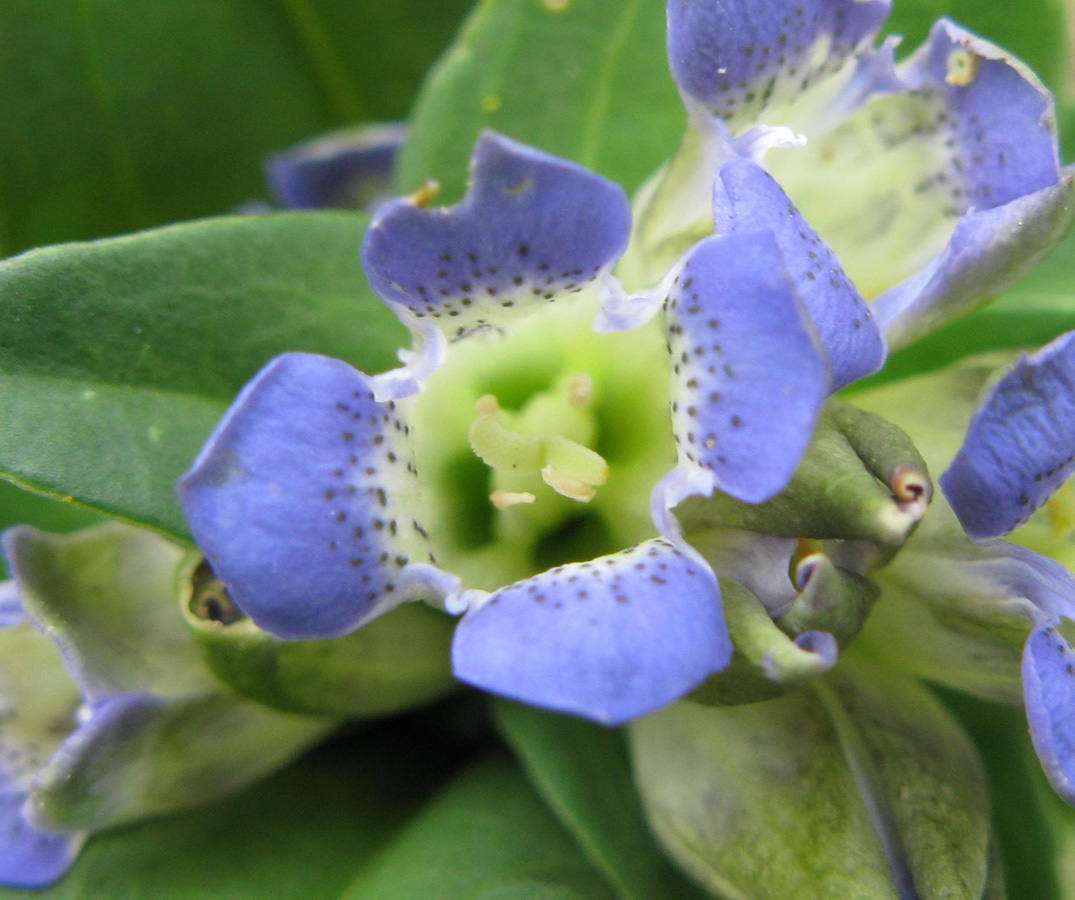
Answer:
[452, 539, 731, 725]
[713, 158, 885, 389]
[940, 331, 1075, 540]
[265, 124, 406, 211]
[664, 231, 828, 504]
[1023, 624, 1075, 804]
[666, 0, 891, 130]
[362, 131, 630, 344]
[178, 352, 458, 640]
[874, 171, 1075, 347]
[903, 20, 1059, 212]
[768, 19, 1064, 327]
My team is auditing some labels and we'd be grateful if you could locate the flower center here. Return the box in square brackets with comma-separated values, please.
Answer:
[410, 295, 675, 592]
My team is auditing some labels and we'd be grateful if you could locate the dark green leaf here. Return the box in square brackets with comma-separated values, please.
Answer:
[397, 0, 681, 202]
[344, 755, 618, 900]
[939, 689, 1064, 900]
[493, 700, 708, 900]
[0, 212, 406, 541]
[0, 0, 472, 255]
[0, 730, 452, 900]
[883, 0, 1068, 93]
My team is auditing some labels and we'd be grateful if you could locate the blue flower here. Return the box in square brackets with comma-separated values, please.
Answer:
[178, 0, 1072, 730]
[179, 131, 832, 725]
[0, 524, 331, 888]
[634, 1, 1072, 358]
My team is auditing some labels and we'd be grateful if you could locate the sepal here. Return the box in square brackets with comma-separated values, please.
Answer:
[631, 662, 995, 899]
[182, 556, 458, 717]
[688, 580, 838, 707]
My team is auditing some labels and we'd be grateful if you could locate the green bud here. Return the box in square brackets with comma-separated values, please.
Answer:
[29, 693, 333, 832]
[677, 398, 932, 547]
[5, 523, 333, 834]
[688, 580, 837, 707]
[859, 536, 1035, 705]
[776, 553, 879, 648]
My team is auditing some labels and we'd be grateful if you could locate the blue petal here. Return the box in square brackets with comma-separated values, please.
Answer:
[0, 791, 79, 889]
[265, 124, 406, 211]
[902, 20, 1059, 212]
[665, 231, 829, 504]
[874, 170, 1075, 347]
[940, 331, 1075, 540]
[667, 0, 891, 129]
[1023, 624, 1075, 804]
[362, 131, 630, 344]
[452, 539, 731, 725]
[178, 352, 457, 640]
[713, 158, 885, 389]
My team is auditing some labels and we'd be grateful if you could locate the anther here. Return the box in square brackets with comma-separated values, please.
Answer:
[490, 490, 537, 510]
[408, 179, 442, 208]
[568, 372, 594, 408]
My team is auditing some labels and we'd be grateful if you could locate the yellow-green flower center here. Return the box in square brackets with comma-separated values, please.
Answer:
[410, 295, 674, 592]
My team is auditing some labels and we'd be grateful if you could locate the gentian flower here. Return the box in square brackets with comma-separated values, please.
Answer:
[179, 0, 1074, 734]
[629, 0, 1073, 357]
[179, 129, 838, 725]
[0, 523, 333, 887]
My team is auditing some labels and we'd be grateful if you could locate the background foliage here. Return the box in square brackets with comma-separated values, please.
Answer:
[0, 0, 1072, 896]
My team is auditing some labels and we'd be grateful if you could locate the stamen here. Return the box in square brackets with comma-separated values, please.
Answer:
[541, 467, 597, 503]
[1047, 484, 1075, 541]
[568, 372, 594, 408]
[945, 49, 979, 87]
[476, 394, 500, 417]
[467, 393, 610, 503]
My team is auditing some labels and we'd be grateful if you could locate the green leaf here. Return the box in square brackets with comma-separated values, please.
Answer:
[0, 212, 406, 541]
[939, 689, 1064, 900]
[344, 755, 618, 900]
[493, 700, 709, 900]
[630, 662, 996, 900]
[0, 0, 472, 255]
[883, 0, 1069, 93]
[0, 730, 453, 900]
[397, 0, 682, 203]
